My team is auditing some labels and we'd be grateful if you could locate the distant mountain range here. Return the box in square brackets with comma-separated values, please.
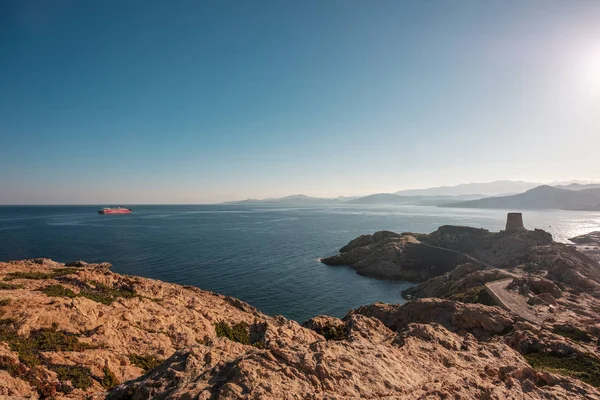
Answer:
[345, 193, 481, 206]
[394, 180, 541, 197]
[443, 185, 600, 211]
[222, 180, 600, 210]
[222, 193, 482, 207]
[221, 195, 343, 206]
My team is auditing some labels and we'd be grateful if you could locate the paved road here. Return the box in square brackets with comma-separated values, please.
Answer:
[485, 279, 544, 324]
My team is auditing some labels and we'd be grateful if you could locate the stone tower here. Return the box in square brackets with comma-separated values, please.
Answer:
[505, 212, 524, 232]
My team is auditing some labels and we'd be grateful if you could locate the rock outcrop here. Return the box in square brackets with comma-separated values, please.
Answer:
[321, 231, 476, 281]
[569, 231, 600, 263]
[321, 224, 554, 281]
[570, 232, 600, 245]
[422, 225, 553, 266]
[402, 263, 513, 300]
[1, 258, 600, 399]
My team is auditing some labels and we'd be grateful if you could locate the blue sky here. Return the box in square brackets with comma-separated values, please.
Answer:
[1, 1, 599, 204]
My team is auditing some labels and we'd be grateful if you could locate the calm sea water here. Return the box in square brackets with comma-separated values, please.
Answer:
[1, 205, 599, 322]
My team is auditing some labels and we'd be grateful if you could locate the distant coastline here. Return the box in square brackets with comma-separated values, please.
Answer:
[223, 181, 600, 211]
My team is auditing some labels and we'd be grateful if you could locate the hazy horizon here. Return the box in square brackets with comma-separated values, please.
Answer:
[2, 1, 600, 204]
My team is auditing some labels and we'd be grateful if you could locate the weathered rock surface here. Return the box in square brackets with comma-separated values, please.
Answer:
[321, 225, 554, 281]
[402, 263, 513, 300]
[422, 225, 553, 265]
[511, 244, 600, 292]
[0, 258, 270, 399]
[321, 231, 475, 281]
[110, 310, 599, 400]
[1, 259, 599, 399]
[352, 298, 516, 338]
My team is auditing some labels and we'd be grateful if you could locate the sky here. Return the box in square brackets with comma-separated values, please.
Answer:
[1, 0, 599, 204]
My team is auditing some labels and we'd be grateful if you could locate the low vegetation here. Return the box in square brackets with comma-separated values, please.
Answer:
[52, 364, 94, 390]
[40, 281, 137, 305]
[320, 323, 348, 341]
[0, 299, 10, 306]
[43, 284, 77, 298]
[129, 353, 163, 372]
[450, 286, 495, 306]
[0, 355, 56, 397]
[0, 319, 98, 397]
[79, 281, 137, 305]
[214, 321, 268, 348]
[100, 365, 120, 389]
[553, 325, 593, 343]
[0, 282, 23, 290]
[3, 268, 78, 281]
[525, 352, 600, 387]
[215, 321, 251, 345]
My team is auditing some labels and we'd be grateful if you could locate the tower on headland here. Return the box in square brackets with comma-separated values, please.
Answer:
[505, 212, 524, 232]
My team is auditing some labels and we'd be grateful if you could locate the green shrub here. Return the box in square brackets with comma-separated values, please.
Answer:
[215, 322, 250, 345]
[79, 281, 136, 305]
[320, 324, 348, 341]
[525, 352, 600, 387]
[129, 354, 163, 372]
[0, 319, 92, 369]
[29, 323, 90, 352]
[0, 318, 99, 397]
[553, 326, 593, 343]
[450, 286, 495, 306]
[53, 364, 93, 390]
[100, 365, 119, 389]
[4, 268, 78, 281]
[0, 299, 10, 306]
[43, 285, 77, 298]
[0, 282, 22, 290]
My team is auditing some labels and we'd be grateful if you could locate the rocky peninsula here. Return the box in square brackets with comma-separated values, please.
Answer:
[1, 215, 600, 398]
[570, 231, 600, 263]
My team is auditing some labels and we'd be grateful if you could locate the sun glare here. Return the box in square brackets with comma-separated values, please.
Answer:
[578, 45, 600, 93]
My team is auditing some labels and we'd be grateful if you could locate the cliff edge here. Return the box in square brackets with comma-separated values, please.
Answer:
[0, 258, 599, 399]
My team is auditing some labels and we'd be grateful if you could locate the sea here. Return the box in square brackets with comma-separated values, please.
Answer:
[1, 205, 599, 322]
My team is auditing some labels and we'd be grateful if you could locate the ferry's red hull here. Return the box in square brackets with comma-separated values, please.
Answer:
[98, 209, 132, 215]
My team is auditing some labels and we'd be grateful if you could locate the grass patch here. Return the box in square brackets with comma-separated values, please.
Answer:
[53, 364, 93, 390]
[40, 281, 138, 305]
[30, 322, 91, 352]
[79, 281, 136, 305]
[0, 320, 92, 368]
[525, 352, 600, 387]
[43, 284, 77, 298]
[4, 268, 78, 281]
[129, 354, 163, 372]
[450, 286, 495, 306]
[0, 299, 10, 306]
[0, 319, 98, 397]
[215, 322, 251, 345]
[320, 324, 348, 341]
[0, 282, 22, 290]
[100, 365, 119, 389]
[553, 326, 593, 343]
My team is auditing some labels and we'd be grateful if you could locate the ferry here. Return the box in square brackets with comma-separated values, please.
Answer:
[98, 207, 132, 215]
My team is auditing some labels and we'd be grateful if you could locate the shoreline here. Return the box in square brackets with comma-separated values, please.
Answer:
[1, 219, 600, 398]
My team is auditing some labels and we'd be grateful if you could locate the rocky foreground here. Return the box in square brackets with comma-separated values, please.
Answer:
[0, 257, 599, 399]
